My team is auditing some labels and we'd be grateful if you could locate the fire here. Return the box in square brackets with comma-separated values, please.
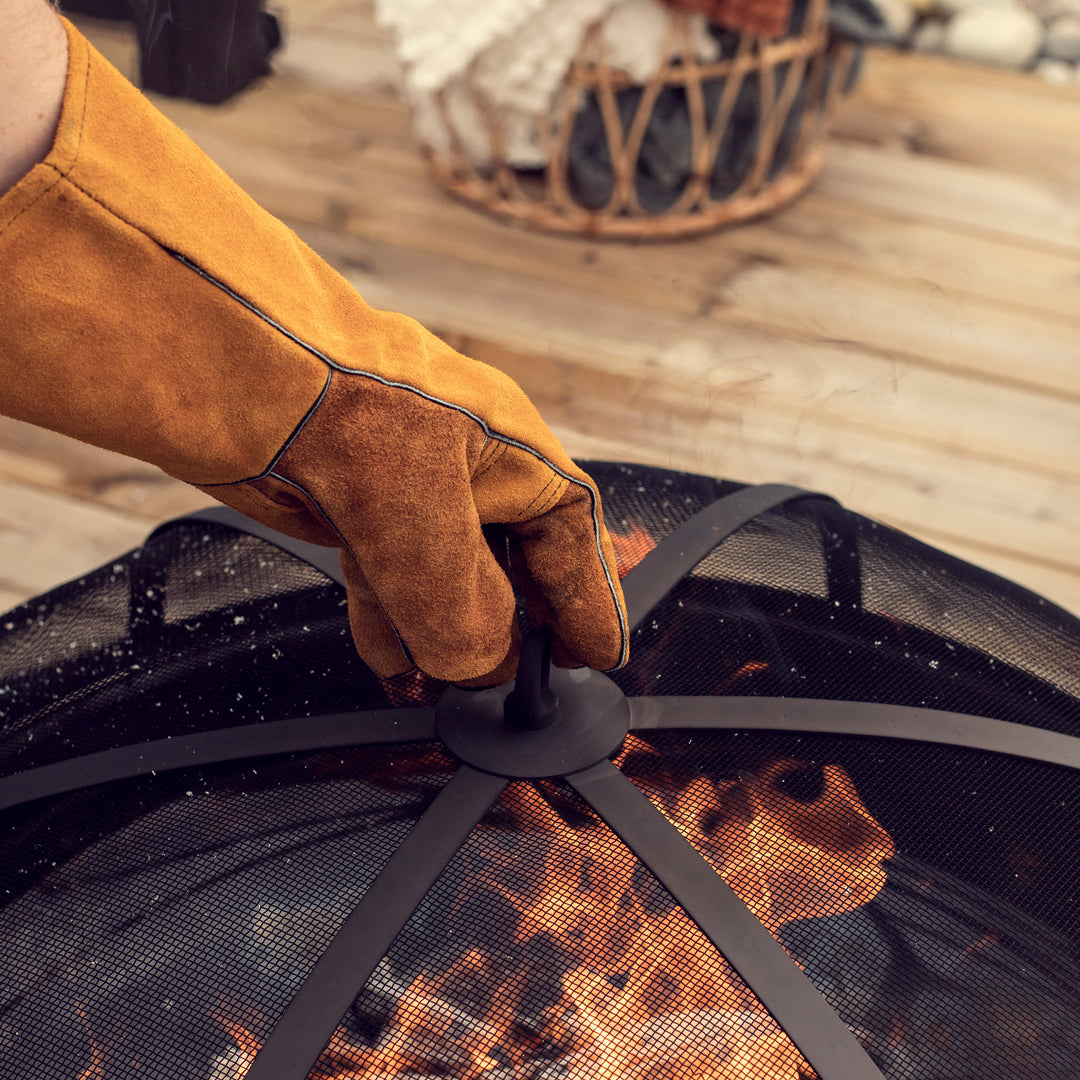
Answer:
[670, 757, 896, 930]
[208, 746, 892, 1079]
[608, 524, 657, 578]
[74, 1004, 105, 1080]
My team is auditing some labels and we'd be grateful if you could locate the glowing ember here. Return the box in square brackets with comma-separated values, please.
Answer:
[608, 525, 658, 578]
[208, 750, 892, 1079]
[75, 1004, 106, 1080]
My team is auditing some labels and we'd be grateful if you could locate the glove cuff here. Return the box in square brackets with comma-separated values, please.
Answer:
[0, 19, 331, 482]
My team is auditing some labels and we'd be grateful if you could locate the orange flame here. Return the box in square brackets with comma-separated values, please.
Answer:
[206, 759, 891, 1078]
[609, 524, 658, 578]
[74, 1004, 106, 1080]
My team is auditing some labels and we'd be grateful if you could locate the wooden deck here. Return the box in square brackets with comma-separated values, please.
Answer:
[2, 1, 1079, 620]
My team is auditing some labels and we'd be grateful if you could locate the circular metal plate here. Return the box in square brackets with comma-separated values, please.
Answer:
[435, 668, 630, 779]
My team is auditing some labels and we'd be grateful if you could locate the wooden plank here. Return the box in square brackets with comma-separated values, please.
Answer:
[274, 31, 401, 97]
[302, 225, 1080, 480]
[0, 479, 153, 604]
[344, 174, 1080, 389]
[892, 535, 1080, 621]
[819, 141, 1080, 254]
[274, 0, 382, 40]
[704, 258, 1080, 401]
[167, 117, 1080, 404]
[0, 418, 210, 522]
[834, 47, 1080, 189]
[0, 589, 28, 616]
[717, 193, 1080, 329]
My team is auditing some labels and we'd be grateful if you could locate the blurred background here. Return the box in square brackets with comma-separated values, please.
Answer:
[1, 0, 1078, 619]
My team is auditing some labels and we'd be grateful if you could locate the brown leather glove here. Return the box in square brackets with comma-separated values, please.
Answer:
[0, 17, 628, 684]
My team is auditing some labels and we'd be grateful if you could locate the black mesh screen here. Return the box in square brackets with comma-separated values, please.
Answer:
[597, 465, 1080, 733]
[305, 741, 1080, 1080]
[2, 460, 1080, 1080]
[0, 744, 450, 1080]
[0, 524, 395, 775]
[324, 779, 820, 1080]
[622, 730, 1080, 1078]
[8, 737, 1080, 1078]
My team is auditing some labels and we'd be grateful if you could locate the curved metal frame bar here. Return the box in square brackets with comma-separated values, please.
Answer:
[0, 709, 435, 812]
[8, 697, 1080, 813]
[568, 759, 886, 1080]
[150, 505, 349, 587]
[631, 695, 1080, 771]
[621, 483, 831, 632]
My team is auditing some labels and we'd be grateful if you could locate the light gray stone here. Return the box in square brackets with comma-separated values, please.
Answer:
[1044, 14, 1080, 59]
[937, 0, 1021, 18]
[912, 18, 949, 49]
[944, 4, 1045, 65]
[876, 0, 919, 36]
[1019, 0, 1062, 22]
[1035, 55, 1077, 77]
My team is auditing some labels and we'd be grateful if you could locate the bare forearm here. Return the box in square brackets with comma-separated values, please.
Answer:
[0, 0, 67, 192]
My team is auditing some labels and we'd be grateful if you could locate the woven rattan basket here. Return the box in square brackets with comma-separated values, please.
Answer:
[423, 2, 855, 239]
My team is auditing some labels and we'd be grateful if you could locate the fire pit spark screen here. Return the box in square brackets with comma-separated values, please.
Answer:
[2, 462, 1079, 1080]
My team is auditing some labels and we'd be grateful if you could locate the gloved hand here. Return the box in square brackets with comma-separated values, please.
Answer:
[0, 17, 628, 684]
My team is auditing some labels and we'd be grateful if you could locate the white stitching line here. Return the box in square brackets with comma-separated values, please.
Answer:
[168, 249, 629, 668]
[200, 367, 333, 488]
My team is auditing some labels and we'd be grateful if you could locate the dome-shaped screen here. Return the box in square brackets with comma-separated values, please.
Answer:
[1, 462, 1079, 1080]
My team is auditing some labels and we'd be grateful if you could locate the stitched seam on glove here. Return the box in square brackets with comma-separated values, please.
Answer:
[0, 162, 66, 241]
[512, 471, 567, 522]
[197, 366, 334, 488]
[167, 250, 584, 501]
[473, 437, 508, 480]
[168, 247, 629, 669]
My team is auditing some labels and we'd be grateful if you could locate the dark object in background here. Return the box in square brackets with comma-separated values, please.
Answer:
[566, 54, 859, 214]
[61, 0, 282, 104]
[566, 75, 766, 213]
[827, 0, 895, 44]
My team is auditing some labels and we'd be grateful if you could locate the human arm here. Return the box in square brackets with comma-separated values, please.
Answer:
[0, 0, 67, 192]
[0, 9, 628, 683]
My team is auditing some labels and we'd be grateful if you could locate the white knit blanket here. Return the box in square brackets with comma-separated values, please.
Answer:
[375, 0, 720, 167]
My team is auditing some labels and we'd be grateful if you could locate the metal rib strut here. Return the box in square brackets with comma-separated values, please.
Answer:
[620, 483, 830, 633]
[246, 764, 509, 1080]
[567, 758, 887, 1080]
[629, 695, 1080, 771]
[0, 709, 436, 812]
[153, 506, 349, 586]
